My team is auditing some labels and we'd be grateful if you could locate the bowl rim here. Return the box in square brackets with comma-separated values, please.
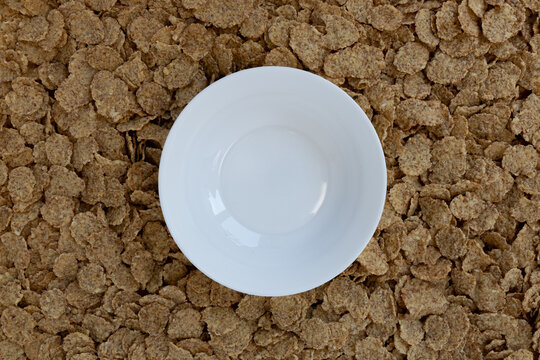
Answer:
[159, 66, 387, 296]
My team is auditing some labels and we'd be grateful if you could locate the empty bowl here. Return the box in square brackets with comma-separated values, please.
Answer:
[159, 66, 386, 296]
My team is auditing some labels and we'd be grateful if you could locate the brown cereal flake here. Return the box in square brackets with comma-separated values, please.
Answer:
[53, 253, 79, 278]
[137, 123, 168, 148]
[355, 336, 393, 360]
[0, 232, 30, 270]
[482, 4, 518, 43]
[435, 2, 462, 40]
[47, 165, 84, 198]
[289, 23, 328, 72]
[236, 295, 266, 321]
[7, 166, 36, 203]
[450, 192, 486, 220]
[136, 82, 171, 116]
[178, 23, 215, 62]
[516, 173, 540, 195]
[40, 9, 66, 52]
[322, 14, 360, 51]
[72, 137, 98, 172]
[138, 302, 169, 335]
[401, 278, 448, 318]
[6, 78, 46, 116]
[207, 318, 253, 357]
[408, 341, 439, 359]
[0, 160, 8, 186]
[435, 225, 467, 260]
[419, 184, 451, 200]
[114, 52, 152, 90]
[1, 306, 36, 345]
[77, 263, 107, 294]
[66, 105, 98, 139]
[201, 306, 240, 335]
[505, 350, 534, 360]
[90, 71, 130, 123]
[462, 239, 494, 272]
[401, 226, 430, 264]
[440, 33, 480, 58]
[368, 286, 396, 324]
[464, 202, 499, 235]
[19, 122, 45, 145]
[210, 281, 242, 307]
[415, 9, 439, 48]
[324, 44, 384, 79]
[186, 270, 212, 307]
[396, 99, 449, 130]
[442, 303, 470, 350]
[128, 17, 163, 53]
[240, 7, 268, 39]
[55, 75, 92, 112]
[44, 133, 72, 166]
[502, 145, 538, 178]
[426, 51, 473, 85]
[0, 340, 25, 359]
[324, 276, 369, 320]
[369, 5, 403, 32]
[87, 45, 123, 72]
[403, 72, 432, 99]
[85, 0, 116, 11]
[419, 197, 454, 230]
[0, 206, 13, 232]
[358, 238, 389, 275]
[458, 0, 481, 37]
[346, 0, 373, 23]
[511, 95, 540, 146]
[40, 288, 66, 319]
[299, 318, 329, 349]
[389, 182, 417, 215]
[473, 272, 506, 312]
[41, 195, 75, 228]
[93, 126, 125, 160]
[479, 61, 521, 101]
[270, 295, 308, 331]
[394, 42, 429, 75]
[233, 40, 265, 69]
[469, 0, 487, 17]
[17, 15, 49, 43]
[429, 136, 467, 184]
[424, 315, 450, 351]
[411, 258, 452, 281]
[398, 134, 432, 176]
[66, 10, 105, 45]
[264, 47, 300, 68]
[0, 128, 25, 159]
[468, 112, 508, 140]
[168, 308, 203, 339]
[399, 318, 424, 346]
[511, 197, 540, 223]
[267, 17, 296, 48]
[193, 0, 254, 29]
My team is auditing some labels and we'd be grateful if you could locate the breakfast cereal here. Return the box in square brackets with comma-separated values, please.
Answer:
[0, 0, 539, 356]
[369, 5, 402, 32]
[290, 23, 327, 71]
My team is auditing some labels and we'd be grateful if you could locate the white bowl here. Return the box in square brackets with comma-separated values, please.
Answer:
[159, 67, 386, 296]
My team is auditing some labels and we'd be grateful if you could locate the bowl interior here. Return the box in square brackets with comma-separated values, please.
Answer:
[159, 67, 386, 296]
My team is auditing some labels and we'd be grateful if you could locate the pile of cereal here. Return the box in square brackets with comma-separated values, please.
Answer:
[0, 0, 539, 358]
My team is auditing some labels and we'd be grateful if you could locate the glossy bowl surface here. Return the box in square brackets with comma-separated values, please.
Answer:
[159, 67, 386, 296]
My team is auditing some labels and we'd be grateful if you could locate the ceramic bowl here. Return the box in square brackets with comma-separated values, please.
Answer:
[159, 67, 386, 296]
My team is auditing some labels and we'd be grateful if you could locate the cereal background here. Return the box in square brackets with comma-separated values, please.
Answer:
[0, 0, 539, 358]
